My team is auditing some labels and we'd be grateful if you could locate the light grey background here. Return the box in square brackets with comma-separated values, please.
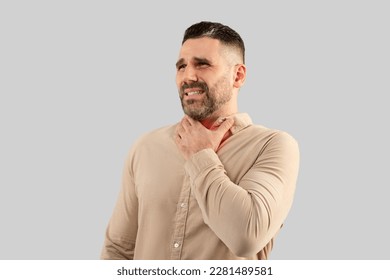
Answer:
[0, 0, 389, 259]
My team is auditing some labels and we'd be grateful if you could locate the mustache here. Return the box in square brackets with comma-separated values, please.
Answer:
[180, 82, 209, 95]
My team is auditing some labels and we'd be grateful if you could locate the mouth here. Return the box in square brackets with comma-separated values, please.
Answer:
[185, 90, 204, 96]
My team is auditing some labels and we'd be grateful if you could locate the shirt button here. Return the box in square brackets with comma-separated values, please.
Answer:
[180, 203, 186, 208]
[174, 242, 180, 248]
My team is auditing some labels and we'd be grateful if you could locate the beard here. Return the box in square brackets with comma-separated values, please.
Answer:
[179, 76, 232, 121]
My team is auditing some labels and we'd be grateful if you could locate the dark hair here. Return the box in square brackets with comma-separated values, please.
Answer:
[182, 21, 245, 63]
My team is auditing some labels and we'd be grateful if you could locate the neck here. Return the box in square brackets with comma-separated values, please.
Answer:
[196, 95, 238, 129]
[200, 118, 218, 129]
[200, 109, 237, 129]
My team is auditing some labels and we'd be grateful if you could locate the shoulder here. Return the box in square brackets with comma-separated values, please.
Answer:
[255, 125, 300, 163]
[131, 124, 176, 149]
[233, 113, 298, 145]
[129, 125, 176, 154]
[138, 124, 175, 141]
[243, 122, 298, 143]
[243, 124, 299, 156]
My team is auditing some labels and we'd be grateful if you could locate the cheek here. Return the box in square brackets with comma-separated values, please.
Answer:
[175, 74, 182, 88]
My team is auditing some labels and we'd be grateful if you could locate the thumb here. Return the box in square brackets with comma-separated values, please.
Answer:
[216, 117, 234, 134]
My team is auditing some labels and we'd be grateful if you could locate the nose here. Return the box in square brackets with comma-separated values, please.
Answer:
[182, 65, 198, 84]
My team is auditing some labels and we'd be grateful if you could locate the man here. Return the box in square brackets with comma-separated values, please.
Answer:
[101, 21, 299, 260]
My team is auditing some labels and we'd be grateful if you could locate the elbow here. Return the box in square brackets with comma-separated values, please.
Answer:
[227, 217, 285, 258]
[228, 234, 266, 258]
[101, 243, 134, 260]
[227, 216, 277, 258]
[101, 233, 135, 260]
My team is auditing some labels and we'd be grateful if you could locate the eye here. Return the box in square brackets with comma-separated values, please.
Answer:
[177, 64, 186, 71]
[197, 62, 210, 68]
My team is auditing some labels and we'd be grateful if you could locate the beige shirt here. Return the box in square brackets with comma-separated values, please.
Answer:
[101, 113, 299, 260]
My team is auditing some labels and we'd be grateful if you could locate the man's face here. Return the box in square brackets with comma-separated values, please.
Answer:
[176, 37, 235, 121]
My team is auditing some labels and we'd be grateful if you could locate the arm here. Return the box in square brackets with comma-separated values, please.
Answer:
[100, 150, 138, 260]
[187, 133, 299, 257]
[175, 117, 299, 257]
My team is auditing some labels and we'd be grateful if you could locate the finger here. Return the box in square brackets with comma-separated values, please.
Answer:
[175, 122, 181, 133]
[174, 125, 184, 141]
[174, 134, 182, 146]
[181, 116, 193, 130]
[175, 123, 184, 138]
[184, 115, 200, 127]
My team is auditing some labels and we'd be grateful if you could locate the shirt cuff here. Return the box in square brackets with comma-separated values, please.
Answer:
[184, 148, 223, 180]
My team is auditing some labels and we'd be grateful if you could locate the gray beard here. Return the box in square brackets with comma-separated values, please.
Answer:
[181, 92, 218, 121]
[179, 78, 232, 121]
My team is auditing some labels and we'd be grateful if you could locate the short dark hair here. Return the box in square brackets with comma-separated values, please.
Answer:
[182, 21, 245, 63]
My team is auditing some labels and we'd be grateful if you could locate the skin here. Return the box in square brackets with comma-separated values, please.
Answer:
[174, 37, 246, 160]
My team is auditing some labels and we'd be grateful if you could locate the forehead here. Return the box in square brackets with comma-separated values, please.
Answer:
[178, 37, 223, 61]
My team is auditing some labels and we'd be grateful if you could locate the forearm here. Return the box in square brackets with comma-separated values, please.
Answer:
[185, 134, 299, 257]
[101, 157, 138, 260]
[101, 229, 135, 260]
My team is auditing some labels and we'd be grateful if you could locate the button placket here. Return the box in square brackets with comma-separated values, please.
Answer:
[170, 177, 191, 259]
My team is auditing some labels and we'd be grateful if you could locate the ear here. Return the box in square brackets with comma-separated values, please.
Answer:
[233, 64, 246, 88]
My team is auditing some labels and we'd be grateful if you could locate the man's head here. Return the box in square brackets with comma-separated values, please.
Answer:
[176, 21, 246, 122]
[182, 21, 245, 64]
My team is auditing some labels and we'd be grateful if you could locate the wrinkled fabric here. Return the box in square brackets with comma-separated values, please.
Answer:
[101, 113, 299, 260]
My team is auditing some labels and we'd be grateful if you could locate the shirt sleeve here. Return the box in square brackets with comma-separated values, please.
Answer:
[184, 131, 300, 258]
[100, 149, 138, 260]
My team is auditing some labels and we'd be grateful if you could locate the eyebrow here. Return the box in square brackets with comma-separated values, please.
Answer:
[193, 57, 211, 64]
[175, 57, 212, 69]
[175, 58, 185, 69]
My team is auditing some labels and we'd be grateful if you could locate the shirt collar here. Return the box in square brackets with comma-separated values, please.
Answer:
[216, 113, 252, 135]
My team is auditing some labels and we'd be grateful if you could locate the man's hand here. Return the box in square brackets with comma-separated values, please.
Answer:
[174, 115, 234, 160]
